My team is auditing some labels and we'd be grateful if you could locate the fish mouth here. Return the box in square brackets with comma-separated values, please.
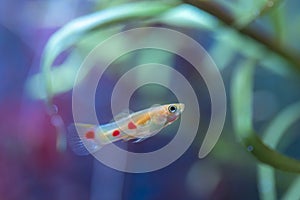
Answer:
[179, 103, 185, 113]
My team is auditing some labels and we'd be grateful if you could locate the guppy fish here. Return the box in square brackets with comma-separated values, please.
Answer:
[68, 103, 185, 155]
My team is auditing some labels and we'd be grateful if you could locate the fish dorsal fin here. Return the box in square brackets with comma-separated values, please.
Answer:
[110, 110, 130, 133]
[110, 110, 131, 122]
[67, 123, 102, 156]
[150, 104, 161, 108]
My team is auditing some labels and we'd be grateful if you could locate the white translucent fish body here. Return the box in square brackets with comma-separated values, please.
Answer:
[68, 103, 184, 155]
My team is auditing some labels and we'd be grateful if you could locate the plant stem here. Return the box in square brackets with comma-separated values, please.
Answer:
[183, 0, 300, 72]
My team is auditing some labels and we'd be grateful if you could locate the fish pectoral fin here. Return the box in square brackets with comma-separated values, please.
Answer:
[151, 114, 167, 125]
[121, 135, 135, 142]
[132, 137, 149, 143]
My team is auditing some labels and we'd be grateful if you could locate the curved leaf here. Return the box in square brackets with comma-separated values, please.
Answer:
[231, 59, 300, 173]
[41, 1, 179, 105]
[258, 102, 300, 200]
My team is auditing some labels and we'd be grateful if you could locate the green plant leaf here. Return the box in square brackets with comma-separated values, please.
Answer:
[282, 177, 300, 200]
[215, 0, 268, 27]
[41, 1, 179, 105]
[155, 4, 218, 30]
[231, 59, 255, 137]
[258, 102, 300, 200]
[231, 59, 300, 173]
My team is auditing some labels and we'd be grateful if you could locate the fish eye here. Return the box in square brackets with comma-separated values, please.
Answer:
[168, 105, 177, 113]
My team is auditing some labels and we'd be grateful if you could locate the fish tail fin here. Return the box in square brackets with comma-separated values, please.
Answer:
[67, 123, 102, 156]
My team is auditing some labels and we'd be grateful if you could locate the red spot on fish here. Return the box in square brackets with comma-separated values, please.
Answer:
[85, 130, 95, 139]
[112, 130, 120, 137]
[128, 121, 137, 129]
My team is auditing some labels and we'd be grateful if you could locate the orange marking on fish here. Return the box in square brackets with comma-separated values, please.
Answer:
[135, 113, 151, 126]
[85, 130, 95, 139]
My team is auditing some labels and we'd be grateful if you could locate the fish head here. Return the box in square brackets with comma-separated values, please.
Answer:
[147, 103, 184, 128]
[163, 103, 185, 125]
[135, 103, 184, 138]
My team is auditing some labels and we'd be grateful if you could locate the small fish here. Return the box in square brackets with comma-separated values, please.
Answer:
[68, 103, 185, 155]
